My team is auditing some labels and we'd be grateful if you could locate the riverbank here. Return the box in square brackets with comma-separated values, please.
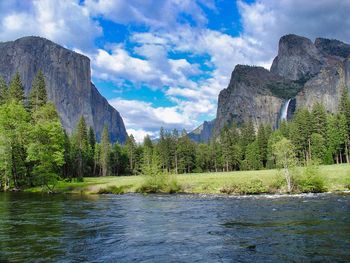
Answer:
[23, 164, 350, 195]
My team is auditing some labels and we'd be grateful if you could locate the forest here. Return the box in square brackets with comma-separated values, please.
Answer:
[1, 72, 350, 191]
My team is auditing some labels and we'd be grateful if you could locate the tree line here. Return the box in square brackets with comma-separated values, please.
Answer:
[1, 71, 350, 191]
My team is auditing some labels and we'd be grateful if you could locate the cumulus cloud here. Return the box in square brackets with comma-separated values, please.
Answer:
[1, 0, 350, 138]
[108, 98, 195, 132]
[0, 0, 101, 50]
[84, 0, 215, 28]
[126, 128, 157, 143]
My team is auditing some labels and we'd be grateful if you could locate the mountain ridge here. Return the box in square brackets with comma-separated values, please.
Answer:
[0, 36, 127, 143]
[191, 34, 350, 142]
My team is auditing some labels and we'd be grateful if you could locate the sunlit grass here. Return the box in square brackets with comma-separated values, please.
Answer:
[24, 164, 350, 194]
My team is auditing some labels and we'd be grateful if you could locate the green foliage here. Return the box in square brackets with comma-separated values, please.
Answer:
[97, 185, 131, 194]
[125, 134, 137, 173]
[100, 126, 110, 176]
[220, 179, 267, 195]
[294, 165, 327, 193]
[242, 141, 261, 170]
[29, 70, 47, 111]
[8, 72, 25, 103]
[273, 137, 297, 192]
[27, 103, 65, 191]
[0, 76, 8, 105]
[266, 80, 303, 99]
[0, 100, 30, 190]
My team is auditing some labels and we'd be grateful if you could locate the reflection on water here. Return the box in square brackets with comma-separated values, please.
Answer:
[0, 193, 349, 262]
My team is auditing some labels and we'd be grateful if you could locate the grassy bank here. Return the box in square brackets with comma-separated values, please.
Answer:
[24, 164, 350, 195]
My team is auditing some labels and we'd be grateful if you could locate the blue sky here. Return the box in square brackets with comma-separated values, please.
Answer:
[1, 0, 350, 141]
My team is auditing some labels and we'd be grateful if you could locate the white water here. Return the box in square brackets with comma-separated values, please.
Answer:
[280, 99, 291, 121]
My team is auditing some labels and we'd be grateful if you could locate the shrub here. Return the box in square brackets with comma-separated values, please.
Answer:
[345, 176, 350, 190]
[268, 173, 286, 193]
[97, 185, 130, 194]
[294, 165, 327, 193]
[220, 179, 268, 195]
[137, 173, 182, 194]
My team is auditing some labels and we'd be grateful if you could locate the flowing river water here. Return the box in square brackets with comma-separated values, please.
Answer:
[0, 192, 349, 262]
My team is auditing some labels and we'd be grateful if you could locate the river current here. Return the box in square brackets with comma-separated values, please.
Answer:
[0, 193, 349, 262]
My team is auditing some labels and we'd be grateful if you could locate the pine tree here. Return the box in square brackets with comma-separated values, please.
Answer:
[243, 141, 261, 170]
[8, 72, 25, 104]
[72, 116, 89, 179]
[0, 76, 8, 105]
[311, 102, 327, 138]
[257, 124, 268, 167]
[220, 125, 232, 171]
[0, 100, 31, 190]
[100, 126, 110, 176]
[326, 114, 342, 164]
[310, 133, 326, 164]
[125, 134, 137, 173]
[142, 135, 153, 171]
[289, 108, 312, 163]
[29, 70, 47, 111]
[27, 103, 65, 191]
[338, 113, 349, 163]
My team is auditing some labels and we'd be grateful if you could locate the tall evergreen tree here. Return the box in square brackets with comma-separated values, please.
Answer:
[29, 70, 47, 111]
[290, 108, 312, 163]
[0, 100, 30, 190]
[257, 124, 268, 167]
[27, 103, 65, 191]
[125, 134, 137, 173]
[72, 116, 89, 179]
[311, 102, 327, 138]
[8, 72, 25, 104]
[0, 76, 8, 105]
[100, 126, 110, 176]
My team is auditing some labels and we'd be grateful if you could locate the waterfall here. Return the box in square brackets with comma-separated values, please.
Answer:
[280, 99, 291, 121]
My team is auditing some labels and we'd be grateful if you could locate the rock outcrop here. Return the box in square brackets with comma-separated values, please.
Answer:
[188, 119, 215, 143]
[211, 34, 350, 139]
[0, 36, 127, 143]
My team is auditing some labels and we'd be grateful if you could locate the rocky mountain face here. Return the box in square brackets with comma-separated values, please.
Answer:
[0, 36, 127, 143]
[188, 119, 215, 143]
[209, 34, 350, 139]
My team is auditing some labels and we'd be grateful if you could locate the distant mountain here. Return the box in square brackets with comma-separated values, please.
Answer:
[210, 34, 350, 138]
[0, 36, 127, 143]
[188, 119, 215, 143]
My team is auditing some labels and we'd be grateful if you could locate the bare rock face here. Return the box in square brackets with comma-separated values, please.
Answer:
[213, 65, 284, 137]
[188, 119, 215, 143]
[270, 34, 324, 81]
[315, 38, 350, 58]
[210, 34, 350, 139]
[0, 36, 127, 143]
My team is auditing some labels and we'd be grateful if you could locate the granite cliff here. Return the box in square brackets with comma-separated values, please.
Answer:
[207, 34, 350, 139]
[0, 36, 127, 143]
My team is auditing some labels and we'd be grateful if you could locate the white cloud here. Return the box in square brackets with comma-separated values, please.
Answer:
[126, 128, 156, 143]
[108, 98, 195, 132]
[84, 0, 215, 28]
[0, 0, 102, 50]
[2, 0, 350, 138]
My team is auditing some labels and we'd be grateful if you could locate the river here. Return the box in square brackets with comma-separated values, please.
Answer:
[0, 193, 349, 262]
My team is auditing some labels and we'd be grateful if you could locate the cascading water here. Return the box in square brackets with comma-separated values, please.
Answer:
[280, 99, 291, 121]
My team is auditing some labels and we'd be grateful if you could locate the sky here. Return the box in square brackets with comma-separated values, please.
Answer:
[1, 0, 350, 142]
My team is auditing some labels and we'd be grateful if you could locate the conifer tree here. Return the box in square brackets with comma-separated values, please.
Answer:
[0, 76, 8, 105]
[326, 114, 342, 164]
[142, 135, 153, 171]
[8, 72, 25, 104]
[125, 134, 137, 173]
[100, 126, 110, 176]
[72, 116, 89, 179]
[257, 124, 268, 167]
[311, 102, 327, 138]
[29, 70, 47, 111]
